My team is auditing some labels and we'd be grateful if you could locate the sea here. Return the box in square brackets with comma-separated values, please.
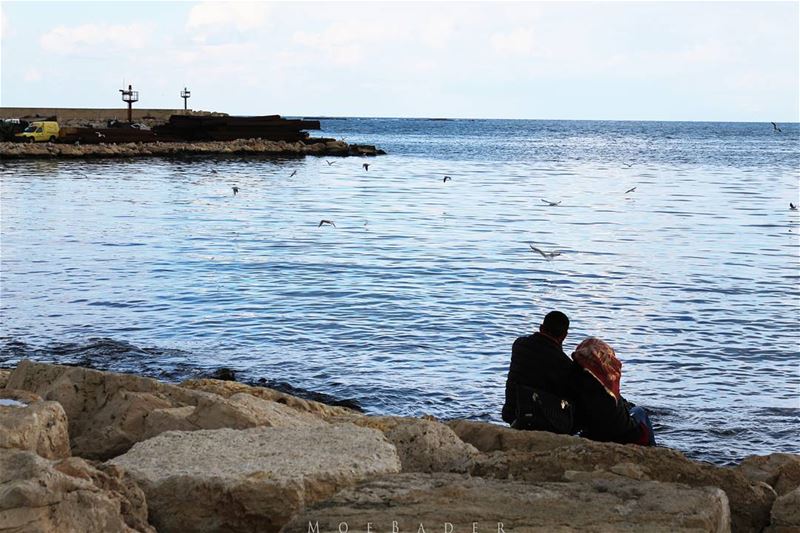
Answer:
[1, 118, 798, 465]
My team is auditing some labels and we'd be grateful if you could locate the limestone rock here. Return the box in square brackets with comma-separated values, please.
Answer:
[180, 378, 357, 419]
[0, 368, 10, 388]
[185, 392, 328, 430]
[737, 453, 800, 496]
[765, 486, 800, 532]
[0, 390, 70, 459]
[109, 423, 401, 533]
[0, 448, 154, 532]
[335, 415, 478, 473]
[453, 421, 773, 532]
[282, 473, 731, 533]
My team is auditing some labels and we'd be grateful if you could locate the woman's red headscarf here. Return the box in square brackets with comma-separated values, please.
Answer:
[572, 337, 622, 400]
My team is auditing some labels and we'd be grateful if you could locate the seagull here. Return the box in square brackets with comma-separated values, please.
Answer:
[622, 162, 634, 168]
[443, 176, 452, 182]
[624, 187, 637, 194]
[318, 220, 336, 228]
[232, 186, 239, 195]
[95, 132, 105, 138]
[541, 199, 561, 206]
[771, 122, 782, 133]
[290, 170, 297, 177]
[529, 244, 562, 260]
[326, 160, 336, 166]
[363, 163, 370, 171]
[791, 203, 798, 211]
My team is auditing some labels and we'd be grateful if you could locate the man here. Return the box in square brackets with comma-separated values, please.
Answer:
[501, 311, 575, 432]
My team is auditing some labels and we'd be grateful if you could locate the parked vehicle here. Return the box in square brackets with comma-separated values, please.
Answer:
[15, 121, 60, 143]
[0, 119, 29, 141]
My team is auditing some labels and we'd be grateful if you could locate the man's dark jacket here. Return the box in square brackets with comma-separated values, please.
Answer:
[501, 332, 575, 425]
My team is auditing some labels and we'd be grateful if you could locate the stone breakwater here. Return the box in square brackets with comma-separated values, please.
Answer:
[0, 139, 384, 159]
[1, 361, 798, 533]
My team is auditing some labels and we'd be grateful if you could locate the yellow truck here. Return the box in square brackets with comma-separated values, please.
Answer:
[15, 121, 60, 143]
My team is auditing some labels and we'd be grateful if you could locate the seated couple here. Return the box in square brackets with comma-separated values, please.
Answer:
[501, 311, 656, 446]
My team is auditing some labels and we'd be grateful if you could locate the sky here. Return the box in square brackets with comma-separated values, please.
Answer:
[0, 1, 798, 121]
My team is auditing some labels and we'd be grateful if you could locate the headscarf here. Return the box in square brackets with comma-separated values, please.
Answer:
[572, 337, 622, 400]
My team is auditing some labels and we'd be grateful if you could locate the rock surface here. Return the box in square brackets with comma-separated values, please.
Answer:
[765, 486, 800, 532]
[109, 424, 402, 533]
[0, 448, 154, 532]
[5, 360, 325, 459]
[0, 139, 385, 159]
[0, 389, 70, 459]
[0, 368, 10, 388]
[449, 420, 774, 533]
[737, 453, 800, 496]
[282, 473, 732, 533]
[334, 415, 478, 473]
[180, 378, 357, 419]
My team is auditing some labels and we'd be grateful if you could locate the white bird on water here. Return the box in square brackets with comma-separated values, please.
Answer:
[529, 245, 562, 260]
[541, 199, 561, 206]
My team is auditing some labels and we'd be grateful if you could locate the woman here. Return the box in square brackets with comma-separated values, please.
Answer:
[570, 337, 656, 446]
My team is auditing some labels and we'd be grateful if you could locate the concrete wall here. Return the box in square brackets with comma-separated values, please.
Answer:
[0, 108, 207, 121]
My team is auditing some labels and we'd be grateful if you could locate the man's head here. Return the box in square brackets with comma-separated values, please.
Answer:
[540, 311, 570, 342]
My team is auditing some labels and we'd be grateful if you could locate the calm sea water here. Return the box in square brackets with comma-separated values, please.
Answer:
[1, 119, 798, 465]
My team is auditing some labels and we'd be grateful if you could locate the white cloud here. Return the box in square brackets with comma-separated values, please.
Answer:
[40, 23, 154, 55]
[186, 1, 269, 43]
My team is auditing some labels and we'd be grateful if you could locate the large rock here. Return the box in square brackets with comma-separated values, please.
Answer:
[737, 453, 800, 496]
[109, 423, 402, 533]
[334, 415, 478, 473]
[0, 368, 10, 388]
[0, 448, 154, 532]
[180, 378, 357, 419]
[5, 361, 326, 459]
[282, 473, 731, 532]
[449, 420, 773, 533]
[765, 486, 800, 533]
[0, 389, 70, 459]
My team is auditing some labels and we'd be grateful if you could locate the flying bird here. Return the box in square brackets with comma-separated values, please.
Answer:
[289, 170, 297, 177]
[363, 163, 370, 171]
[211, 169, 218, 174]
[624, 187, 637, 194]
[772, 122, 782, 133]
[326, 160, 336, 166]
[541, 199, 561, 206]
[622, 162, 634, 168]
[318, 220, 336, 228]
[232, 186, 239, 195]
[791, 203, 798, 211]
[529, 245, 562, 260]
[443, 176, 452, 182]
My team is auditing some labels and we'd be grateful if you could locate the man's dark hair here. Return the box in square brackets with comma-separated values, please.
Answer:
[542, 311, 570, 338]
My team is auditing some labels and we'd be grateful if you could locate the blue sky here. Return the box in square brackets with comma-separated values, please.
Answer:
[1, 1, 798, 121]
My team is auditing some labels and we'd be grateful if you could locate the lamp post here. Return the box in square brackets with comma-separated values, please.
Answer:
[119, 84, 139, 123]
[181, 87, 191, 112]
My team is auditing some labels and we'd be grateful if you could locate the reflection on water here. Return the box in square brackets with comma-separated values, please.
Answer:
[1, 119, 799, 464]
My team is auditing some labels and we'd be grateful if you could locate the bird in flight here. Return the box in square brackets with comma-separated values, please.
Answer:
[232, 186, 239, 195]
[318, 220, 336, 228]
[772, 122, 782, 133]
[624, 187, 637, 194]
[791, 203, 798, 211]
[529, 245, 562, 260]
[541, 199, 561, 206]
[289, 170, 297, 177]
[443, 176, 452, 182]
[326, 160, 336, 166]
[363, 163, 370, 171]
[211, 169, 218, 174]
[622, 162, 634, 168]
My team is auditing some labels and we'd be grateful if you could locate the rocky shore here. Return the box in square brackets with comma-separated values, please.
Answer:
[1, 360, 798, 532]
[0, 139, 384, 159]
